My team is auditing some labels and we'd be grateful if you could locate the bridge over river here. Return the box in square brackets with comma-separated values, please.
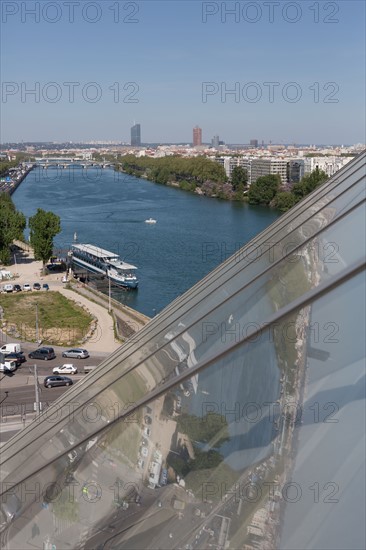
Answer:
[35, 158, 114, 169]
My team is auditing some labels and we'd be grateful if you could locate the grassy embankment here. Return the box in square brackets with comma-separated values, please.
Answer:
[0, 291, 94, 346]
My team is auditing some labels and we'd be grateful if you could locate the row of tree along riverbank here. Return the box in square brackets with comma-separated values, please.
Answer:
[0, 193, 60, 266]
[112, 154, 328, 212]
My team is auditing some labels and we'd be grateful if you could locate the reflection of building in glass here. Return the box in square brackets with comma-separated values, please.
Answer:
[0, 152, 365, 550]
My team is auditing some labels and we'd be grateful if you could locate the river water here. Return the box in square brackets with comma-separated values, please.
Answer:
[12, 166, 280, 316]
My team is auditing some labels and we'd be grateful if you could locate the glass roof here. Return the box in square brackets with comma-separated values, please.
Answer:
[1, 151, 365, 550]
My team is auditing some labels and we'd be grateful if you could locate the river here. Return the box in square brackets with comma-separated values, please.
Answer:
[12, 165, 280, 316]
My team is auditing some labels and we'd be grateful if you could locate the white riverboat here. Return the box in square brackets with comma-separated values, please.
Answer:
[70, 243, 138, 289]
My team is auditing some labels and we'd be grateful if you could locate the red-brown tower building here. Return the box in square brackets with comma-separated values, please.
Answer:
[193, 126, 202, 147]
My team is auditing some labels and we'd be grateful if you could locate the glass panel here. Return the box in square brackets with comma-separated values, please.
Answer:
[1, 271, 364, 550]
[2, 198, 364, 483]
[1, 153, 365, 550]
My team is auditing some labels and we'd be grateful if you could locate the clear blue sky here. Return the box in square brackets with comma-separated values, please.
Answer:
[1, 0, 365, 144]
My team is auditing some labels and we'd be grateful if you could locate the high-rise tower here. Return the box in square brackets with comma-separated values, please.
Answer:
[131, 123, 141, 147]
[193, 125, 202, 147]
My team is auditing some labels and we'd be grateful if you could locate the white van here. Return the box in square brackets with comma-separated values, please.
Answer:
[0, 343, 22, 354]
[0, 360, 17, 372]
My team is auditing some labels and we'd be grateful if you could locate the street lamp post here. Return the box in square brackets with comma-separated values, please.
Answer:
[108, 276, 111, 313]
[35, 302, 39, 344]
[33, 365, 41, 415]
[0, 391, 9, 405]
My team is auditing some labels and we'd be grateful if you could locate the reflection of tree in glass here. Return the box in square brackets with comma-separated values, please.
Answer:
[52, 486, 79, 523]
[190, 448, 223, 470]
[161, 392, 175, 417]
[177, 412, 230, 447]
[167, 443, 223, 478]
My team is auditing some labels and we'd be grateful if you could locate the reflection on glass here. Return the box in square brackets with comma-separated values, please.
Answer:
[0, 152, 365, 550]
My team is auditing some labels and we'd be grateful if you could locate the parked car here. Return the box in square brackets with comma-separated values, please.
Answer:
[29, 347, 56, 360]
[33, 282, 41, 291]
[44, 375, 73, 388]
[62, 348, 89, 359]
[140, 446, 149, 457]
[3, 284, 13, 293]
[53, 364, 77, 375]
[143, 427, 151, 437]
[144, 415, 152, 425]
[23, 283, 31, 291]
[4, 352, 26, 367]
[159, 468, 168, 486]
[0, 360, 17, 372]
[42, 283, 49, 291]
[137, 458, 145, 469]
[83, 365, 97, 374]
[13, 284, 22, 292]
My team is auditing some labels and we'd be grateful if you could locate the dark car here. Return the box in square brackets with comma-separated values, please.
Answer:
[33, 282, 41, 291]
[44, 375, 73, 388]
[13, 284, 22, 292]
[4, 352, 26, 367]
[29, 347, 56, 361]
[42, 283, 49, 291]
[144, 415, 152, 425]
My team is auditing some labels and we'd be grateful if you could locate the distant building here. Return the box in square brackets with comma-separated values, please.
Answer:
[250, 139, 258, 148]
[288, 159, 305, 184]
[193, 126, 202, 147]
[212, 135, 220, 148]
[251, 158, 288, 186]
[215, 156, 251, 183]
[131, 124, 141, 147]
[304, 156, 353, 177]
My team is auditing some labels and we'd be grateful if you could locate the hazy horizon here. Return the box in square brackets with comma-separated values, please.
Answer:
[1, 1, 365, 144]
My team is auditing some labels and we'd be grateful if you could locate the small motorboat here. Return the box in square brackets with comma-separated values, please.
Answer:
[145, 218, 157, 224]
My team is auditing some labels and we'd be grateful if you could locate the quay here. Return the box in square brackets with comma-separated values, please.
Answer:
[0, 164, 35, 195]
[1, 246, 150, 351]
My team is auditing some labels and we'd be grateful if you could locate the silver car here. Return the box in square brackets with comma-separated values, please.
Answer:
[62, 348, 89, 359]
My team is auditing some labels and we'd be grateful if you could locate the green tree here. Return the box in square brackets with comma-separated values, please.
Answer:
[272, 191, 297, 212]
[190, 449, 223, 470]
[29, 209, 61, 268]
[177, 412, 230, 448]
[0, 193, 26, 264]
[292, 167, 328, 201]
[248, 174, 281, 205]
[231, 166, 248, 190]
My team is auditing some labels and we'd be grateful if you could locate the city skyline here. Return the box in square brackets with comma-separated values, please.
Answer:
[1, 2, 365, 144]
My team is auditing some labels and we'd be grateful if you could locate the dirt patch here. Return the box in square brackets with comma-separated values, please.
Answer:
[0, 291, 95, 346]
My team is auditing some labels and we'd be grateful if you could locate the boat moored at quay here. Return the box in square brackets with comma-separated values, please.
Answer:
[70, 243, 138, 289]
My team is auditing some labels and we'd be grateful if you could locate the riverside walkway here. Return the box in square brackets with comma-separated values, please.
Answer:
[1, 248, 150, 352]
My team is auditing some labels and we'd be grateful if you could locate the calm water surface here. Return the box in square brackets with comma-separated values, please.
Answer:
[13, 166, 280, 316]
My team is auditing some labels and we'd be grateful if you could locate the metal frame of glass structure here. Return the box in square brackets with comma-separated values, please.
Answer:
[1, 151, 365, 549]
